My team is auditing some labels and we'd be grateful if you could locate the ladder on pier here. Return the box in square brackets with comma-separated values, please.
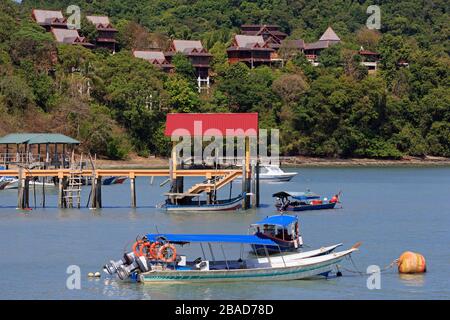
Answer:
[63, 153, 83, 208]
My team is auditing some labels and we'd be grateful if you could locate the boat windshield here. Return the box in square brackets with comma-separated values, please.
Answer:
[253, 223, 296, 241]
[261, 166, 284, 174]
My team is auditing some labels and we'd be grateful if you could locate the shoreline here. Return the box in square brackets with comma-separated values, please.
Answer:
[95, 156, 450, 169]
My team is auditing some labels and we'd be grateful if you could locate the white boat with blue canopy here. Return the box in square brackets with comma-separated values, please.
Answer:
[103, 233, 359, 283]
[250, 214, 304, 254]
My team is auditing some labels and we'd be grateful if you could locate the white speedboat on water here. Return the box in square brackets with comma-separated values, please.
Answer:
[258, 165, 298, 182]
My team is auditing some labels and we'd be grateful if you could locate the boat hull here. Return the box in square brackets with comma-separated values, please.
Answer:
[138, 252, 348, 283]
[164, 196, 243, 212]
[259, 173, 297, 182]
[277, 202, 337, 212]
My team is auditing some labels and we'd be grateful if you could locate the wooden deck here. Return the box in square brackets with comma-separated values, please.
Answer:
[0, 169, 242, 179]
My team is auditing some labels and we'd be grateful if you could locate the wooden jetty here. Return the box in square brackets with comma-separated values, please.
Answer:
[1, 113, 265, 210]
[0, 168, 244, 209]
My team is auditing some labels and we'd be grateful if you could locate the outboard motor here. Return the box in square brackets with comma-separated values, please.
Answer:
[116, 256, 150, 280]
[103, 252, 136, 275]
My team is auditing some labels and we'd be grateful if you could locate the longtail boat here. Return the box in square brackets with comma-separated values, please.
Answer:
[273, 191, 340, 212]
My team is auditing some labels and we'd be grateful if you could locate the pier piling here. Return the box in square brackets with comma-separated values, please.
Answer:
[130, 174, 136, 208]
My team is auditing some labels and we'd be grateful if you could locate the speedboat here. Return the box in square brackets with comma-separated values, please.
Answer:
[103, 233, 360, 283]
[259, 165, 298, 182]
[273, 191, 340, 212]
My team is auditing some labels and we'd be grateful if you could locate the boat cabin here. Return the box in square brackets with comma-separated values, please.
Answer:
[250, 214, 303, 253]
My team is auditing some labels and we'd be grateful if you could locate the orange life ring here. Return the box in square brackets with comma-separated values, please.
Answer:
[149, 242, 162, 259]
[139, 241, 152, 258]
[158, 243, 177, 263]
[132, 239, 149, 257]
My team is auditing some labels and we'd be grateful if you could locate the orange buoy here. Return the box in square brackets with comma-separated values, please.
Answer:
[397, 251, 426, 274]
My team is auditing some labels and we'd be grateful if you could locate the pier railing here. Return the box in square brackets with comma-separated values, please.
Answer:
[0, 168, 242, 179]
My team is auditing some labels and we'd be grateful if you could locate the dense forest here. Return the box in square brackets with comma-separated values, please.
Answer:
[0, 0, 449, 159]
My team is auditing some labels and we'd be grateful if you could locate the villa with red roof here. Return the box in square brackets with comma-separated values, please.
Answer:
[358, 48, 381, 73]
[165, 40, 212, 79]
[86, 16, 118, 52]
[227, 35, 274, 67]
[240, 24, 287, 50]
[51, 28, 94, 48]
[133, 50, 174, 72]
[32, 9, 68, 31]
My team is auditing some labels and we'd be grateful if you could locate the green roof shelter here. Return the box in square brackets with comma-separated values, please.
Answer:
[0, 133, 80, 168]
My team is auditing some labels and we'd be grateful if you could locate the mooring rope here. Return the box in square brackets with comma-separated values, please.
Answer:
[337, 255, 398, 276]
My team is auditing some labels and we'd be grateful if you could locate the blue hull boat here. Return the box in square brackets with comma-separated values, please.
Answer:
[273, 191, 340, 212]
[280, 202, 337, 212]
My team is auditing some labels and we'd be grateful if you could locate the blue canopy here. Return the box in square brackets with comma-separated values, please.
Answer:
[252, 215, 298, 227]
[145, 233, 277, 246]
[273, 191, 320, 200]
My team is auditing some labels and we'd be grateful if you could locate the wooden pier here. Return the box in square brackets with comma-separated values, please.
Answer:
[0, 168, 244, 209]
[1, 113, 263, 210]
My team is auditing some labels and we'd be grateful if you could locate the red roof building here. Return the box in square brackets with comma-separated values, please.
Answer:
[32, 9, 68, 31]
[240, 24, 287, 50]
[51, 28, 94, 48]
[165, 40, 212, 79]
[227, 35, 274, 67]
[165, 113, 258, 137]
[358, 49, 381, 73]
[133, 50, 174, 72]
[86, 16, 118, 52]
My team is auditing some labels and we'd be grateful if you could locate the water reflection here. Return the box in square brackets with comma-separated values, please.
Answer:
[1, 167, 449, 299]
[398, 273, 426, 287]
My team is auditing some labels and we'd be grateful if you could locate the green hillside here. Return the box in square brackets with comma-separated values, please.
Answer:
[0, 0, 448, 159]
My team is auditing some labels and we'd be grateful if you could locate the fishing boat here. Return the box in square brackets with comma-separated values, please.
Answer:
[273, 191, 340, 212]
[0, 177, 18, 190]
[103, 234, 360, 283]
[0, 177, 56, 190]
[162, 194, 243, 212]
[0, 179, 11, 190]
[29, 180, 56, 187]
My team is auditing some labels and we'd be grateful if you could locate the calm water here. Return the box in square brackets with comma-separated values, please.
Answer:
[0, 167, 449, 300]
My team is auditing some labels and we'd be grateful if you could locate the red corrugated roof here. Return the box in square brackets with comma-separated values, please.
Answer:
[165, 113, 258, 137]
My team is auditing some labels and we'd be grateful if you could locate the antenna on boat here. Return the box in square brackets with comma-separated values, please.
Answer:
[155, 225, 160, 234]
